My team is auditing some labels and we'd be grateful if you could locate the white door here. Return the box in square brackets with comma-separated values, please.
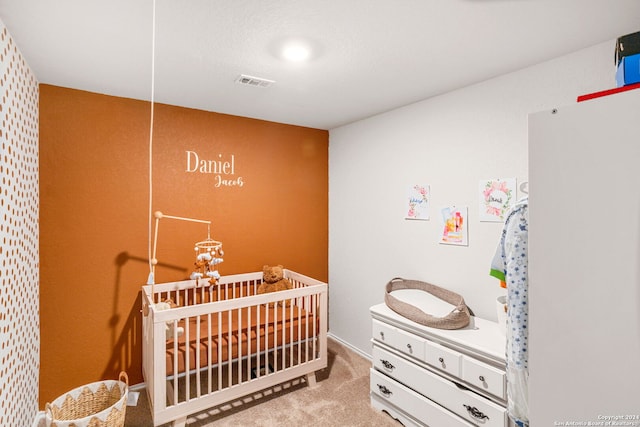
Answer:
[528, 89, 640, 425]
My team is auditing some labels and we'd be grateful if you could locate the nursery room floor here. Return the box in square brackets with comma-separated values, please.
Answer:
[124, 337, 400, 426]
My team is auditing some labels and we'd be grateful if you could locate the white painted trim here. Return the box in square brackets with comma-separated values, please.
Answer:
[128, 381, 147, 392]
[327, 332, 371, 361]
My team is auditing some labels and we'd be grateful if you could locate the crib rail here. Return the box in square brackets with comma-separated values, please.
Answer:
[141, 270, 328, 426]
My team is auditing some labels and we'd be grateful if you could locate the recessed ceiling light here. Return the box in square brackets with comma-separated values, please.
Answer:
[268, 37, 321, 63]
[281, 41, 312, 62]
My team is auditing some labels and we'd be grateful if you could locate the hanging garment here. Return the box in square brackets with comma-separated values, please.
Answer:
[489, 251, 508, 288]
[491, 197, 529, 427]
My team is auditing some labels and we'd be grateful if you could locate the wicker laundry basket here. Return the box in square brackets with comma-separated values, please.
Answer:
[45, 372, 128, 427]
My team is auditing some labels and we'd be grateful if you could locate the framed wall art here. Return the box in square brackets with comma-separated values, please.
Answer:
[405, 184, 430, 220]
[479, 178, 516, 222]
[439, 205, 468, 246]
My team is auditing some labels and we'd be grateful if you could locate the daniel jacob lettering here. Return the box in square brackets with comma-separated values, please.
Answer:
[185, 150, 244, 187]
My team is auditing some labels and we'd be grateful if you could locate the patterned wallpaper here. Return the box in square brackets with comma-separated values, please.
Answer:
[0, 21, 40, 426]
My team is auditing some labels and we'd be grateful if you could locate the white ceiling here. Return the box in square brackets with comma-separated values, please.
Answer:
[1, 1, 639, 130]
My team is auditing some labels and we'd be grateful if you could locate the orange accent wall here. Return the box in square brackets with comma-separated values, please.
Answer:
[38, 84, 328, 406]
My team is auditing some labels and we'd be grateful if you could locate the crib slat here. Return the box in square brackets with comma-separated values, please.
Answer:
[273, 305, 278, 372]
[217, 310, 223, 391]
[293, 303, 298, 368]
[172, 326, 178, 405]
[227, 310, 232, 386]
[185, 315, 190, 402]
[309, 295, 313, 361]
[237, 307, 242, 386]
[304, 295, 309, 363]
[312, 293, 317, 359]
[280, 304, 286, 370]
[195, 314, 201, 398]
[207, 312, 212, 394]
[265, 306, 269, 377]
[255, 307, 262, 378]
[282, 304, 286, 368]
[247, 307, 252, 381]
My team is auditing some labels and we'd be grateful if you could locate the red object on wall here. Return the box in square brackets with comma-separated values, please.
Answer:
[577, 82, 640, 102]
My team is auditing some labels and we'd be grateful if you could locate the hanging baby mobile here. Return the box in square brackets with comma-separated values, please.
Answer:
[191, 232, 224, 285]
[147, 211, 224, 292]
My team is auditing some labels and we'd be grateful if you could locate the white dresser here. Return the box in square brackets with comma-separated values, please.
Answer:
[370, 290, 511, 427]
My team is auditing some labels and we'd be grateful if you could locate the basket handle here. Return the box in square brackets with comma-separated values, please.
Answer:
[45, 402, 53, 420]
[119, 371, 129, 387]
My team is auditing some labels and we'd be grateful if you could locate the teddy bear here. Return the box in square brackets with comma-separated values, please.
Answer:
[155, 298, 184, 340]
[257, 264, 293, 307]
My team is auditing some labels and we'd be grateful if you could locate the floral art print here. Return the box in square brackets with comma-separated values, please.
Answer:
[479, 178, 516, 222]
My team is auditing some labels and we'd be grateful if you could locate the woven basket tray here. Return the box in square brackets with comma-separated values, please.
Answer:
[45, 372, 128, 427]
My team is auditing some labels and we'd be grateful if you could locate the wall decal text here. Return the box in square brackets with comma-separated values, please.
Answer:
[185, 150, 244, 187]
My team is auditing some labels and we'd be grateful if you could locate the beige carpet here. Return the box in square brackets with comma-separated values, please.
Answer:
[125, 337, 401, 426]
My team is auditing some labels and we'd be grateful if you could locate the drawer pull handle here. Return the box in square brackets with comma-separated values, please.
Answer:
[406, 343, 412, 352]
[377, 384, 392, 397]
[479, 375, 485, 382]
[463, 404, 490, 421]
[380, 331, 385, 339]
[380, 359, 395, 370]
[437, 357, 447, 369]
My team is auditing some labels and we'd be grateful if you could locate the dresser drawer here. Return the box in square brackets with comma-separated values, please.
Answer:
[373, 346, 507, 427]
[396, 328, 425, 360]
[425, 340, 462, 378]
[372, 319, 398, 347]
[372, 345, 411, 381]
[461, 356, 506, 400]
[372, 319, 426, 360]
[370, 369, 473, 427]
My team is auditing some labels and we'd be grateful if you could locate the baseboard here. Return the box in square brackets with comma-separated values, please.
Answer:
[327, 332, 372, 361]
[129, 381, 147, 392]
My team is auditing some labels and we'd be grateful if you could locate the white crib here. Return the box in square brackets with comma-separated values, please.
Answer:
[141, 270, 328, 426]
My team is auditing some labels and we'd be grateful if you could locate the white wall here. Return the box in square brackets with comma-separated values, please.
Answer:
[328, 40, 616, 355]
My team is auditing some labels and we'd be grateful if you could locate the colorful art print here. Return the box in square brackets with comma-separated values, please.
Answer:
[479, 178, 516, 222]
[406, 184, 430, 220]
[440, 206, 468, 246]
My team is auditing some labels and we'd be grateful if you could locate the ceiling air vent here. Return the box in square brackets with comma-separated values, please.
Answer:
[235, 74, 275, 88]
